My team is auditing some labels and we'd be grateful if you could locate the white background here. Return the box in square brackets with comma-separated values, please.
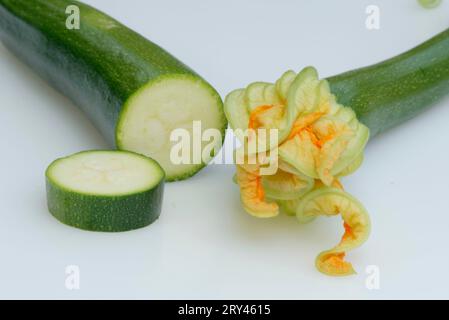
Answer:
[0, 0, 449, 299]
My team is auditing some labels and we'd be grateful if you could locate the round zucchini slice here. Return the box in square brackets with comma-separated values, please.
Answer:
[45, 150, 165, 232]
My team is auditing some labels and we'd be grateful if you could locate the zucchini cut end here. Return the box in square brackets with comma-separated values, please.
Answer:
[117, 75, 226, 182]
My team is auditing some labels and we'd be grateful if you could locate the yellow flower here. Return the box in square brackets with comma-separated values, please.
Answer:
[225, 67, 371, 276]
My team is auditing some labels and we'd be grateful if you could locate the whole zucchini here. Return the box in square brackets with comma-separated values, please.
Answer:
[0, 0, 227, 181]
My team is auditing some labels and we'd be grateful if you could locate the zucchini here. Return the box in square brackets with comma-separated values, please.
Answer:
[418, 0, 442, 9]
[224, 28, 449, 276]
[46, 150, 164, 232]
[328, 28, 449, 137]
[0, 0, 226, 181]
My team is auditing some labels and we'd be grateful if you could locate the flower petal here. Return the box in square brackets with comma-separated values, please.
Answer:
[296, 187, 371, 276]
[236, 164, 279, 218]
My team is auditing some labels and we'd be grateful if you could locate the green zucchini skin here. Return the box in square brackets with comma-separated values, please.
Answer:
[0, 0, 226, 181]
[328, 28, 449, 137]
[0, 0, 180, 143]
[46, 151, 165, 232]
[46, 180, 164, 232]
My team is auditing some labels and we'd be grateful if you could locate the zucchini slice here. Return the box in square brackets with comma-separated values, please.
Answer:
[0, 0, 227, 181]
[46, 151, 164, 232]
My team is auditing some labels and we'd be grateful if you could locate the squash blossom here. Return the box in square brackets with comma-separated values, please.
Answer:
[224, 67, 371, 276]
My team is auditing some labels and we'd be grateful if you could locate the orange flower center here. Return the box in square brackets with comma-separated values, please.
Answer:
[248, 105, 275, 129]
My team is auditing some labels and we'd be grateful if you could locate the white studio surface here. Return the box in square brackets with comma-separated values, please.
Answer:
[0, 0, 449, 299]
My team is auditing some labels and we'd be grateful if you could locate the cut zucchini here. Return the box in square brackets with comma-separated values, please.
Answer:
[46, 151, 164, 232]
[118, 75, 224, 181]
[0, 0, 227, 181]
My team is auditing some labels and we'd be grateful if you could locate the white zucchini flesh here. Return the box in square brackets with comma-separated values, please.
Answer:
[117, 77, 225, 181]
[47, 151, 164, 196]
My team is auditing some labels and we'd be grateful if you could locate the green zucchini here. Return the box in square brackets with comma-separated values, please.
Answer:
[0, 0, 226, 181]
[328, 28, 449, 137]
[418, 0, 442, 9]
[46, 150, 164, 232]
[224, 28, 449, 276]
